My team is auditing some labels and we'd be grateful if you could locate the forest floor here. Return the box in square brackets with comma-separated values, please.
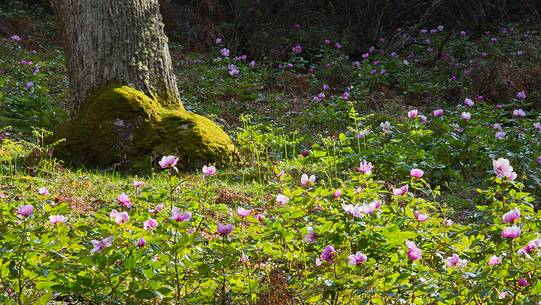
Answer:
[0, 3, 540, 305]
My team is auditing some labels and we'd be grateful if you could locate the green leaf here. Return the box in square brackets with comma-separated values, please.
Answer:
[135, 289, 157, 299]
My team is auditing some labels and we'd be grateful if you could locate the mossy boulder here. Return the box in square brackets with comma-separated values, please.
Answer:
[54, 85, 237, 171]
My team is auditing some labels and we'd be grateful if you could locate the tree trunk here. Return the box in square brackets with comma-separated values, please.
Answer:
[50, 0, 182, 113]
[49, 0, 236, 171]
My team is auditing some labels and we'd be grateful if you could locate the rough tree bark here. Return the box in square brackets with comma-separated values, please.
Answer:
[49, 0, 236, 170]
[50, 0, 182, 113]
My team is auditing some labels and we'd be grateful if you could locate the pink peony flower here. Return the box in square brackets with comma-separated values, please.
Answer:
[136, 238, 146, 248]
[220, 48, 230, 57]
[488, 255, 502, 265]
[464, 98, 474, 107]
[495, 131, 506, 139]
[380, 121, 391, 133]
[133, 180, 144, 189]
[49, 215, 67, 225]
[393, 185, 409, 196]
[143, 218, 158, 230]
[358, 160, 374, 174]
[502, 208, 520, 224]
[171, 207, 192, 222]
[324, 39, 331, 45]
[301, 174, 316, 186]
[414, 211, 428, 222]
[237, 207, 251, 217]
[410, 168, 424, 179]
[407, 109, 418, 118]
[446, 253, 466, 267]
[217, 223, 234, 237]
[292, 45, 302, 54]
[38, 187, 49, 195]
[518, 238, 541, 255]
[17, 205, 34, 218]
[501, 226, 521, 239]
[405, 240, 422, 261]
[518, 278, 528, 287]
[320, 245, 336, 263]
[305, 227, 317, 243]
[90, 236, 113, 254]
[461, 112, 471, 121]
[117, 193, 132, 208]
[370, 200, 382, 210]
[202, 165, 217, 177]
[513, 109, 526, 117]
[159, 155, 178, 170]
[333, 189, 342, 199]
[493, 158, 514, 179]
[111, 210, 129, 225]
[276, 194, 289, 205]
[342, 203, 363, 218]
[433, 109, 444, 117]
[348, 252, 367, 266]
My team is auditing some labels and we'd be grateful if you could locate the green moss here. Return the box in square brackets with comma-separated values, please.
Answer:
[54, 84, 237, 171]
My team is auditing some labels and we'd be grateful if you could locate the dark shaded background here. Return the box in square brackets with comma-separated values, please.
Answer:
[2, 0, 540, 58]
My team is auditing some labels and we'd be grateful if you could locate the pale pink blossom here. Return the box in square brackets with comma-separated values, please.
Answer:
[405, 240, 422, 261]
[414, 211, 428, 222]
[202, 165, 217, 177]
[172, 207, 192, 222]
[159, 155, 178, 170]
[488, 255, 502, 265]
[143, 218, 158, 230]
[301, 174, 316, 186]
[358, 160, 374, 174]
[110, 210, 129, 225]
[513, 109, 526, 117]
[348, 252, 367, 266]
[393, 185, 409, 196]
[237, 207, 251, 217]
[501, 226, 521, 239]
[91, 236, 113, 254]
[410, 168, 424, 179]
[342, 203, 363, 218]
[117, 193, 132, 208]
[38, 187, 50, 196]
[276, 194, 289, 205]
[502, 208, 520, 224]
[17, 205, 34, 218]
[305, 226, 317, 243]
[493, 158, 515, 179]
[446, 253, 466, 267]
[433, 109, 444, 117]
[49, 215, 67, 225]
[133, 180, 144, 189]
[407, 109, 418, 118]
[464, 98, 474, 107]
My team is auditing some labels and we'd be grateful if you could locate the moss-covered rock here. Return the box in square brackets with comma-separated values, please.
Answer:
[54, 85, 237, 171]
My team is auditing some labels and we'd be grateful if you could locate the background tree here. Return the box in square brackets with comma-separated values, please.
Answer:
[49, 0, 236, 170]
